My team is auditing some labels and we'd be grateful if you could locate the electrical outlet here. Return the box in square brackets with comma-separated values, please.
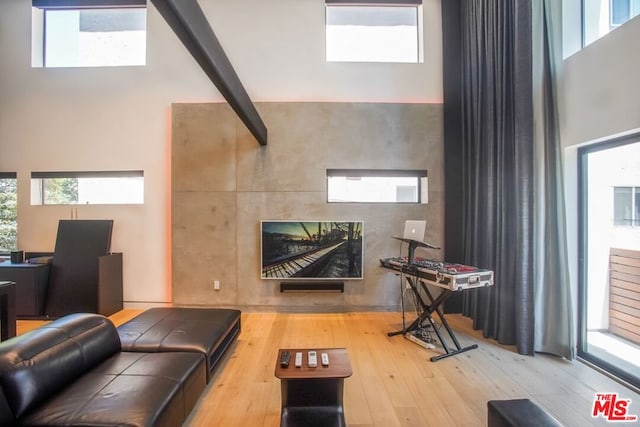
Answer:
[214, 280, 220, 291]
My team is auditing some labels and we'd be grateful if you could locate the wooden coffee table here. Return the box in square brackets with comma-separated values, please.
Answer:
[274, 348, 352, 427]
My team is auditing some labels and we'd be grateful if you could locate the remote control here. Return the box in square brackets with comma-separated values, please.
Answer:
[280, 351, 290, 368]
[308, 351, 317, 367]
[321, 352, 329, 366]
[294, 352, 303, 368]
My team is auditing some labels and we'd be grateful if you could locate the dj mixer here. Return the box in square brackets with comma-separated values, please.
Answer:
[379, 256, 493, 291]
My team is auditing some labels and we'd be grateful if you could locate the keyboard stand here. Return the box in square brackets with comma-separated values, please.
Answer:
[387, 274, 478, 362]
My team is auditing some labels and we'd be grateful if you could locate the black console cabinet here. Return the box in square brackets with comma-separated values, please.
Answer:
[96, 253, 123, 317]
[0, 262, 50, 318]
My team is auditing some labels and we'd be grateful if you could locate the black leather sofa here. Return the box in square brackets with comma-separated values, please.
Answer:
[0, 309, 241, 427]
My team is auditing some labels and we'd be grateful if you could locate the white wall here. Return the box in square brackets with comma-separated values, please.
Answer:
[561, 16, 640, 147]
[560, 14, 640, 328]
[0, 0, 443, 306]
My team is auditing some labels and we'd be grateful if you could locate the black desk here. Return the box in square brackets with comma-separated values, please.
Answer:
[0, 281, 17, 341]
[0, 261, 50, 318]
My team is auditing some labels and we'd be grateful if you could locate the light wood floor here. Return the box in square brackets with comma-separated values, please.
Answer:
[18, 311, 640, 427]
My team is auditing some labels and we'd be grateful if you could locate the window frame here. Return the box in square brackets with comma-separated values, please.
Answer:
[326, 168, 428, 204]
[33, 0, 145, 8]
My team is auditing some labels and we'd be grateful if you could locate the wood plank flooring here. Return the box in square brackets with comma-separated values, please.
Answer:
[186, 312, 640, 427]
[17, 311, 640, 426]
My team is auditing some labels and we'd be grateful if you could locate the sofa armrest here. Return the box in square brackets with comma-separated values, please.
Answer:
[0, 313, 121, 419]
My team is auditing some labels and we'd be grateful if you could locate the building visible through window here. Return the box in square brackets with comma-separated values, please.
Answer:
[613, 186, 640, 226]
[583, 0, 640, 47]
[325, 0, 422, 63]
[32, 1, 146, 67]
[327, 169, 428, 203]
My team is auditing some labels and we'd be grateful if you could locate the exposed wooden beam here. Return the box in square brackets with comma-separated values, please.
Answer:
[150, 0, 267, 145]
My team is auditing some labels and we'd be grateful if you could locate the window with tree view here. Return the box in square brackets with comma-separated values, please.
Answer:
[0, 173, 18, 254]
[31, 171, 144, 205]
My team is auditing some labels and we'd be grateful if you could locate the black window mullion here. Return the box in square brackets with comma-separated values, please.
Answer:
[33, 0, 145, 10]
[325, 0, 421, 5]
[327, 169, 427, 178]
[31, 170, 143, 179]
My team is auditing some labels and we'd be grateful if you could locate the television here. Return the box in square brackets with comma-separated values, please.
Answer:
[261, 220, 364, 280]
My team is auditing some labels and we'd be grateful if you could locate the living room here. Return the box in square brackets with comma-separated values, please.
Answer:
[1, 0, 640, 425]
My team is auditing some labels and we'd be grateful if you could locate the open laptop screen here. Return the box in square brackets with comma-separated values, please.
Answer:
[402, 220, 426, 242]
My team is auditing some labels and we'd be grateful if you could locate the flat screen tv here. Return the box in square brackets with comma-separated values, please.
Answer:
[261, 220, 363, 280]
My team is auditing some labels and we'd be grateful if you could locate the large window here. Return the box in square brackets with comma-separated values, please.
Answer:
[31, 171, 144, 205]
[583, 0, 640, 47]
[32, 0, 146, 68]
[325, 0, 422, 63]
[327, 169, 428, 203]
[578, 135, 640, 390]
[0, 173, 18, 254]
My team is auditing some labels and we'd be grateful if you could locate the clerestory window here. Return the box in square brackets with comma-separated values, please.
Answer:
[325, 0, 423, 63]
[32, 0, 147, 68]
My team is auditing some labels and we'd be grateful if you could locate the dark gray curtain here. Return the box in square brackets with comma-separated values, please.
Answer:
[459, 0, 535, 355]
[451, 0, 574, 359]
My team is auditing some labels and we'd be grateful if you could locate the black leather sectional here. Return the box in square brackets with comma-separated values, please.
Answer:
[0, 307, 241, 426]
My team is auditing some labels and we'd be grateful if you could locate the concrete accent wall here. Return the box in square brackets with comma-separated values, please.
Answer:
[172, 102, 444, 310]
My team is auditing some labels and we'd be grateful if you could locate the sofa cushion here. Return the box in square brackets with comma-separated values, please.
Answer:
[19, 352, 206, 427]
[0, 313, 120, 419]
[118, 307, 241, 381]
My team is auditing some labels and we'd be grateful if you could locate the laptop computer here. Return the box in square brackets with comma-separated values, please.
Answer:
[402, 220, 426, 242]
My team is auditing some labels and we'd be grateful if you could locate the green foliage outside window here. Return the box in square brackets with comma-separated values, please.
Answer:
[44, 178, 79, 204]
[0, 178, 17, 252]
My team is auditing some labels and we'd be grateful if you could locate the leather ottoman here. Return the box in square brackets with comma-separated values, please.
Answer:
[487, 399, 564, 427]
[118, 307, 241, 382]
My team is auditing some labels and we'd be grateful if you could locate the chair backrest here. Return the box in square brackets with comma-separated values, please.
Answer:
[45, 220, 113, 317]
